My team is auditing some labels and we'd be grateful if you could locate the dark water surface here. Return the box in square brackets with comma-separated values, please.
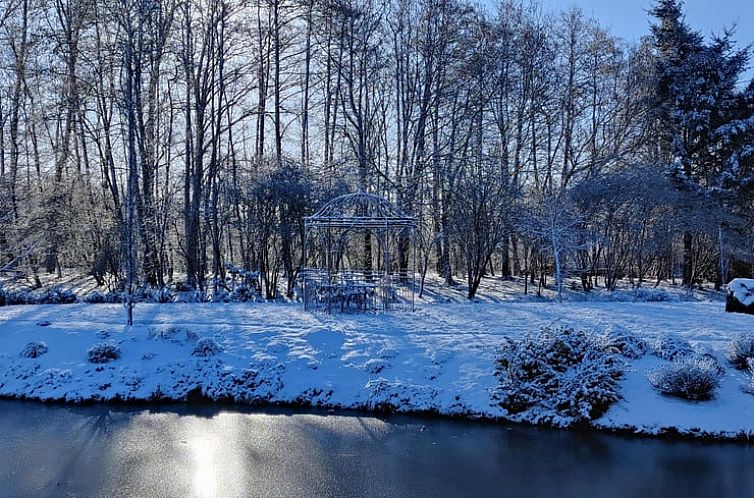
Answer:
[0, 400, 753, 497]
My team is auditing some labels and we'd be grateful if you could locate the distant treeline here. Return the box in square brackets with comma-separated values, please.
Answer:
[0, 0, 752, 300]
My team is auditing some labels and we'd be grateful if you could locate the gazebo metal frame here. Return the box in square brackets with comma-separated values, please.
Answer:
[302, 190, 417, 313]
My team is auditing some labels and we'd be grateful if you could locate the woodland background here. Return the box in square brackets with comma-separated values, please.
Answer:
[1, 0, 753, 301]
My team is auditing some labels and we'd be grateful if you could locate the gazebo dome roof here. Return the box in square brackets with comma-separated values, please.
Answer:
[305, 190, 417, 230]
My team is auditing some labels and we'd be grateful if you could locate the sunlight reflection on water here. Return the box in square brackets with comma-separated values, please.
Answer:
[0, 401, 753, 498]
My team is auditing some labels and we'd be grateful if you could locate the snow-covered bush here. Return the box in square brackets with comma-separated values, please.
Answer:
[607, 287, 678, 303]
[82, 290, 123, 304]
[192, 337, 222, 357]
[229, 285, 257, 302]
[0, 286, 37, 305]
[82, 291, 107, 304]
[147, 327, 198, 344]
[176, 290, 211, 303]
[647, 357, 722, 400]
[744, 360, 754, 395]
[596, 326, 647, 359]
[650, 333, 693, 361]
[144, 286, 174, 303]
[364, 358, 389, 374]
[88, 342, 121, 363]
[496, 326, 624, 422]
[211, 288, 231, 303]
[38, 287, 77, 304]
[0, 289, 26, 305]
[727, 333, 754, 370]
[20, 341, 48, 358]
[148, 327, 179, 341]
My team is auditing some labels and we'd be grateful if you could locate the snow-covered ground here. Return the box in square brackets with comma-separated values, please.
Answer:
[0, 301, 752, 439]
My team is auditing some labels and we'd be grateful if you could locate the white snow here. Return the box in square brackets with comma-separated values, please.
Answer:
[0, 301, 753, 439]
[727, 278, 754, 307]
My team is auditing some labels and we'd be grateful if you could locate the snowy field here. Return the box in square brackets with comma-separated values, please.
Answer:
[1, 301, 753, 439]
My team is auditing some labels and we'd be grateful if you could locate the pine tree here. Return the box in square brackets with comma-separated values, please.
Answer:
[650, 0, 752, 286]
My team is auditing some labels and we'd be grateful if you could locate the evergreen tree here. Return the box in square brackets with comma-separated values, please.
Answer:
[650, 0, 753, 286]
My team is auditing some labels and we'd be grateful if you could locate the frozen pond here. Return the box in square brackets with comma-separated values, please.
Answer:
[0, 400, 753, 497]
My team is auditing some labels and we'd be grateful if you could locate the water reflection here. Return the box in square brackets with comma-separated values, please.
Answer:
[0, 401, 753, 497]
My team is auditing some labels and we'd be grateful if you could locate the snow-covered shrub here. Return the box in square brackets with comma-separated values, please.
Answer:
[88, 342, 121, 363]
[628, 288, 676, 302]
[176, 290, 211, 303]
[364, 358, 389, 374]
[650, 333, 693, 361]
[233, 362, 285, 403]
[211, 288, 231, 303]
[727, 333, 754, 370]
[606, 287, 678, 303]
[596, 326, 647, 359]
[496, 326, 624, 422]
[147, 326, 198, 344]
[647, 357, 723, 401]
[0, 285, 25, 306]
[148, 327, 178, 341]
[363, 378, 437, 412]
[83, 290, 123, 304]
[229, 285, 257, 303]
[83, 291, 107, 304]
[20, 341, 48, 358]
[698, 352, 725, 376]
[173, 280, 192, 292]
[744, 360, 754, 395]
[192, 337, 222, 357]
[38, 286, 77, 304]
[1, 288, 33, 305]
[144, 286, 174, 303]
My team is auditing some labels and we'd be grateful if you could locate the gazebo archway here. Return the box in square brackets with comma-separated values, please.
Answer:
[302, 190, 417, 313]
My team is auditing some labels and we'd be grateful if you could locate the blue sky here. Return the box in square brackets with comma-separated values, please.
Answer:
[538, 0, 753, 45]
[487, 0, 754, 83]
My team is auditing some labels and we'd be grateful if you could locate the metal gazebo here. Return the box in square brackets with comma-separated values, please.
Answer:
[302, 190, 417, 313]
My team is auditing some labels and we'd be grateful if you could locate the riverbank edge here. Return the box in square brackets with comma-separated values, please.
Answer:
[2, 392, 752, 444]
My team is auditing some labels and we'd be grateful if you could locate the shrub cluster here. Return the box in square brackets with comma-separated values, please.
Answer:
[0, 286, 77, 306]
[140, 287, 174, 303]
[648, 357, 723, 400]
[192, 337, 223, 357]
[88, 342, 121, 363]
[2, 281, 262, 307]
[229, 285, 258, 303]
[605, 287, 678, 303]
[20, 341, 49, 359]
[727, 333, 754, 370]
[649, 333, 694, 361]
[175, 290, 211, 303]
[596, 326, 647, 359]
[38, 287, 77, 304]
[496, 326, 626, 422]
[148, 326, 198, 344]
[82, 291, 124, 304]
[733, 336, 754, 396]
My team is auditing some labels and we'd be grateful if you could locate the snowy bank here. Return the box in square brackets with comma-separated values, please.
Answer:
[1, 302, 753, 440]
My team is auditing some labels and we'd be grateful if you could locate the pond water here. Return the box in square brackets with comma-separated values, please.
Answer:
[0, 400, 752, 497]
